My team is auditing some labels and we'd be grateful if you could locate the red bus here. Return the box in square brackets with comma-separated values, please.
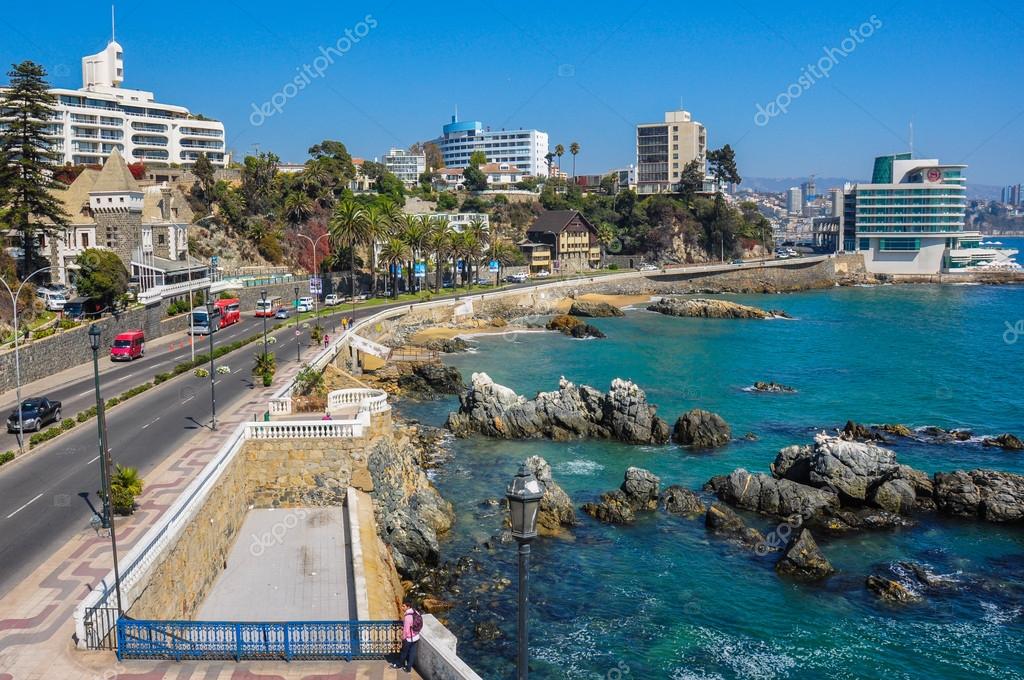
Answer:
[214, 298, 241, 328]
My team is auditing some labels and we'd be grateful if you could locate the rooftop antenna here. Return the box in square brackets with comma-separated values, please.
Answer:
[111, 5, 116, 43]
[909, 121, 914, 157]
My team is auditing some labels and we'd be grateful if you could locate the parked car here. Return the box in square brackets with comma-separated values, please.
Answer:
[534, 270, 551, 278]
[731, 258, 745, 265]
[35, 288, 67, 311]
[295, 296, 314, 312]
[505, 273, 528, 283]
[110, 330, 145, 361]
[639, 263, 659, 271]
[274, 307, 291, 319]
[45, 283, 72, 297]
[6, 397, 62, 433]
[324, 293, 342, 306]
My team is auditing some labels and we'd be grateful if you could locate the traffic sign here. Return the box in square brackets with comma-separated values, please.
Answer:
[414, 262, 426, 278]
[488, 260, 500, 273]
[309, 276, 322, 294]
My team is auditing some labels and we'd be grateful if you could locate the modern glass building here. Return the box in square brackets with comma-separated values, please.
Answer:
[433, 116, 548, 177]
[383, 148, 426, 187]
[842, 154, 1015, 273]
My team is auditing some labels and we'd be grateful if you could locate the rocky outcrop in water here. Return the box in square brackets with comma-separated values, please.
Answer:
[983, 433, 1024, 451]
[660, 485, 706, 516]
[752, 381, 796, 393]
[647, 298, 790, 320]
[933, 469, 1024, 522]
[569, 300, 625, 318]
[705, 502, 767, 549]
[673, 408, 731, 448]
[522, 455, 577, 535]
[546, 314, 606, 339]
[704, 468, 841, 522]
[775, 528, 834, 580]
[423, 337, 470, 353]
[446, 373, 671, 445]
[397, 362, 465, 396]
[866, 575, 921, 603]
[367, 435, 455, 579]
[582, 467, 660, 524]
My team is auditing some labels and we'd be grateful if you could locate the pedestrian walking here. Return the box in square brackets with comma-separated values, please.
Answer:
[324, 333, 329, 349]
[391, 601, 422, 673]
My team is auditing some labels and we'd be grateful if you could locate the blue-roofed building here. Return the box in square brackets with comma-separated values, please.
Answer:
[433, 116, 549, 177]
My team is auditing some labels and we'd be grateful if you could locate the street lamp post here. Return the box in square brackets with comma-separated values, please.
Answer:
[506, 464, 543, 680]
[260, 289, 269, 359]
[88, 325, 124, 615]
[206, 297, 217, 430]
[0, 266, 51, 454]
[297, 232, 330, 333]
[294, 285, 301, 363]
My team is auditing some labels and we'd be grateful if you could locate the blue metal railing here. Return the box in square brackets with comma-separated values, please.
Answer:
[117, 619, 403, 661]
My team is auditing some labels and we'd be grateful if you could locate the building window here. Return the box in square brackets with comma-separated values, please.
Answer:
[879, 238, 921, 251]
[859, 238, 870, 251]
[81, 233, 89, 248]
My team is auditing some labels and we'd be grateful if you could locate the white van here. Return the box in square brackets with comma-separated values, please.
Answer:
[296, 296, 314, 312]
[36, 288, 67, 311]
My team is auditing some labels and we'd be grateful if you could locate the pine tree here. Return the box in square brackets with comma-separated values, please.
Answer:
[0, 61, 68, 275]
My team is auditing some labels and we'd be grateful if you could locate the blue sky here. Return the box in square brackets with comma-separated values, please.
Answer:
[3, 1, 1022, 185]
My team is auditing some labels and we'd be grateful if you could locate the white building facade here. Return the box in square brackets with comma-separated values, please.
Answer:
[434, 116, 548, 177]
[39, 40, 227, 168]
[636, 109, 707, 195]
[383, 148, 426, 187]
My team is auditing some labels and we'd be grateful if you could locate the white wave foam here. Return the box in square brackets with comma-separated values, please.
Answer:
[556, 459, 605, 476]
[981, 600, 1023, 625]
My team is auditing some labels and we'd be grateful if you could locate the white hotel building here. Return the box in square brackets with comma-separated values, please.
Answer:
[38, 40, 227, 168]
[434, 116, 548, 177]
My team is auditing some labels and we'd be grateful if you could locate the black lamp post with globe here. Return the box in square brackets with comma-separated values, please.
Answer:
[506, 464, 543, 680]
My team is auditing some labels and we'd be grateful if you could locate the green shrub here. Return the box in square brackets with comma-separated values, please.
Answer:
[194, 367, 209, 378]
[111, 464, 143, 515]
[119, 382, 152, 400]
[309, 325, 324, 345]
[0, 451, 15, 465]
[218, 290, 237, 300]
[105, 396, 121, 409]
[607, 263, 619, 270]
[58, 318, 79, 330]
[262, 372, 273, 387]
[76, 406, 97, 423]
[154, 372, 172, 384]
[29, 426, 63, 449]
[33, 327, 56, 339]
[61, 418, 76, 431]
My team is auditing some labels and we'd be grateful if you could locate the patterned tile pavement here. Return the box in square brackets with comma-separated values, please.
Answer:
[0, 360, 420, 679]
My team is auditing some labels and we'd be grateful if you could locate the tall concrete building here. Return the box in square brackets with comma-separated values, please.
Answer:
[1002, 184, 1022, 206]
[636, 109, 707, 194]
[383, 148, 426, 187]
[433, 116, 548, 177]
[14, 36, 228, 168]
[842, 153, 1017, 273]
[786, 187, 803, 215]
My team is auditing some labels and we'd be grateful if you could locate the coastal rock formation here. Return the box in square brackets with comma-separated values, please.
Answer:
[659, 485, 706, 516]
[705, 502, 767, 549]
[546, 314, 606, 339]
[983, 433, 1024, 451]
[771, 444, 813, 482]
[933, 469, 1024, 522]
[367, 436, 455, 578]
[752, 381, 797, 393]
[775, 528, 834, 580]
[569, 300, 625, 318]
[673, 408, 732, 448]
[647, 297, 790, 320]
[840, 420, 886, 442]
[582, 467, 661, 524]
[397, 362, 465, 396]
[522, 455, 577, 535]
[866, 575, 921, 603]
[423, 337, 470, 353]
[704, 468, 840, 521]
[446, 373, 671, 445]
[819, 508, 909, 532]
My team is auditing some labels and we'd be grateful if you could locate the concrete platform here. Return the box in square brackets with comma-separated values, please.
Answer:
[198, 507, 356, 621]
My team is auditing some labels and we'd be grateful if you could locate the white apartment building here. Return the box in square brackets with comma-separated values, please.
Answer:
[636, 109, 707, 194]
[434, 116, 548, 177]
[383, 148, 426, 187]
[38, 39, 227, 168]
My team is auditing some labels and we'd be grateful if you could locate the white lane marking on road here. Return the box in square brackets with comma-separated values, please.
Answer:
[141, 416, 161, 429]
[6, 493, 44, 519]
[87, 455, 100, 464]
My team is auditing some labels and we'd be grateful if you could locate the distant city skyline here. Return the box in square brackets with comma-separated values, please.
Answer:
[2, 1, 1022, 185]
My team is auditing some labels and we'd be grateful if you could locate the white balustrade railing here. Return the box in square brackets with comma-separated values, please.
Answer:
[246, 419, 362, 439]
[268, 396, 292, 415]
[326, 388, 390, 415]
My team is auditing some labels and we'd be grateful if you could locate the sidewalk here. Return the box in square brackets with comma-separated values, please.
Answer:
[0, 353, 418, 680]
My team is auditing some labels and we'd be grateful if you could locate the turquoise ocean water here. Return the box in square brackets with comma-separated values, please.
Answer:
[399, 238, 1024, 679]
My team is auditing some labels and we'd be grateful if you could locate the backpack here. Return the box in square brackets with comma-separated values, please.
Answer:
[409, 609, 424, 634]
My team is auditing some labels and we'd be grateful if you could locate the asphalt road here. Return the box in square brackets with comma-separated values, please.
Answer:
[0, 302, 367, 598]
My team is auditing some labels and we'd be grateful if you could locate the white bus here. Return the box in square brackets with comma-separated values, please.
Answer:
[255, 296, 281, 317]
[189, 306, 221, 335]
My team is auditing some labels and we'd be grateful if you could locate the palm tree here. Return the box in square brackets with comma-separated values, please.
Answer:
[555, 144, 565, 173]
[399, 214, 430, 292]
[488, 240, 520, 284]
[328, 199, 369, 302]
[378, 236, 412, 298]
[363, 207, 391, 296]
[569, 142, 580, 180]
[464, 219, 488, 287]
[448, 231, 470, 289]
[300, 161, 334, 209]
[544, 152, 555, 177]
[284, 192, 314, 228]
[428, 217, 453, 292]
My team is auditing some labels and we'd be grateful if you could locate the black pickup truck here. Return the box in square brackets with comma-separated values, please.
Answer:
[6, 397, 62, 433]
